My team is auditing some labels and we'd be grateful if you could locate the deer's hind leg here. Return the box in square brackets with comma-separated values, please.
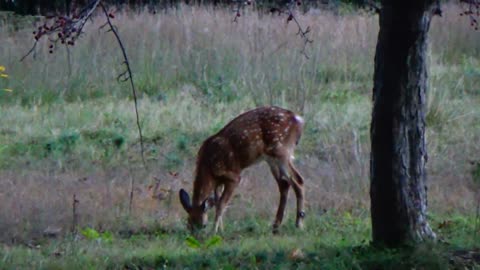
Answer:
[288, 159, 305, 229]
[268, 160, 291, 234]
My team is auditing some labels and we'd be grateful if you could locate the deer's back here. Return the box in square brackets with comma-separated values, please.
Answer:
[197, 106, 304, 177]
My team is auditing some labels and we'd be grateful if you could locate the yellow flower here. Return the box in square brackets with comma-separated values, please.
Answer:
[0, 74, 8, 78]
[0, 66, 5, 72]
[3, 88, 13, 92]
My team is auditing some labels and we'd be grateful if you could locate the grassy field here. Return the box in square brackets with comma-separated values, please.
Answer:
[0, 4, 479, 269]
[1, 213, 479, 269]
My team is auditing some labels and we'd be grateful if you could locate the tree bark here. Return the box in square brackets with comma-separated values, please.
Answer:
[370, 1, 437, 247]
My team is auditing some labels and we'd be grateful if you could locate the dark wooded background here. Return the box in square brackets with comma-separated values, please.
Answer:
[0, 0, 372, 15]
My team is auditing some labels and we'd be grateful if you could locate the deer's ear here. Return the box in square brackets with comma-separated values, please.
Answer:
[201, 196, 215, 213]
[179, 189, 191, 213]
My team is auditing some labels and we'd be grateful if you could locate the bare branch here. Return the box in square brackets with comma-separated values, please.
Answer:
[99, 3, 148, 169]
[285, 0, 313, 59]
[20, 42, 38, 62]
[240, 1, 313, 59]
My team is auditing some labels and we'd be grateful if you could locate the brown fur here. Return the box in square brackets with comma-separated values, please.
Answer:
[179, 106, 306, 233]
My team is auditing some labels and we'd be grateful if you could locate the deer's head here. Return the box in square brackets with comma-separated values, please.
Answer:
[179, 189, 214, 231]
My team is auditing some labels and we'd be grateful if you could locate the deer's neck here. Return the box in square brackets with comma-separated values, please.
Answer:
[192, 168, 214, 207]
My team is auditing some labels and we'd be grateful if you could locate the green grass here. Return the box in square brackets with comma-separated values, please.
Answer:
[0, 4, 479, 269]
[0, 213, 478, 270]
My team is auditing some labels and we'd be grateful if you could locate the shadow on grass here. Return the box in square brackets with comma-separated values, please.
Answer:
[112, 212, 480, 270]
[116, 242, 478, 270]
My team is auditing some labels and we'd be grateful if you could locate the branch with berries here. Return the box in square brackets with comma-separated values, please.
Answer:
[269, 0, 313, 59]
[285, 0, 313, 59]
[460, 0, 480, 30]
[232, 0, 253, 22]
[232, 0, 312, 58]
[21, 0, 147, 169]
[21, 0, 102, 60]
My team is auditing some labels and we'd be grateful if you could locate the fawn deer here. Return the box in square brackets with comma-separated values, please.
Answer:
[179, 106, 305, 234]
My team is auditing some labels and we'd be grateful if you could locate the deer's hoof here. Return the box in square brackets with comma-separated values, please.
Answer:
[296, 222, 305, 230]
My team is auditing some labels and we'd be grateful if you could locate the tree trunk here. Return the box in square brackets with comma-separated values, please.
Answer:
[370, 1, 437, 247]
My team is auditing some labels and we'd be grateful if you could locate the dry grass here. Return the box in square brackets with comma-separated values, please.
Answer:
[0, 5, 479, 243]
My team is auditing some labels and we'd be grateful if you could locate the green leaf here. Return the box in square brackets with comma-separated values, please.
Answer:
[101, 231, 113, 242]
[81, 227, 100, 240]
[205, 235, 222, 248]
[185, 236, 201, 249]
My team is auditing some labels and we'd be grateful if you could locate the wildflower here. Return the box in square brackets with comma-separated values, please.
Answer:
[1, 65, 12, 92]
[0, 65, 8, 77]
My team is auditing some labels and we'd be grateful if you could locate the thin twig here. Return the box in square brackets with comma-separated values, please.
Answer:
[20, 42, 38, 62]
[71, 193, 79, 234]
[264, 1, 313, 59]
[127, 159, 136, 215]
[65, 44, 72, 78]
[99, 3, 147, 169]
[286, 0, 313, 59]
[232, 0, 244, 22]
[474, 192, 480, 244]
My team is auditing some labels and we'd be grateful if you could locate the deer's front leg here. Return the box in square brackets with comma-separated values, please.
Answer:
[213, 181, 237, 234]
[273, 179, 290, 234]
[214, 185, 224, 232]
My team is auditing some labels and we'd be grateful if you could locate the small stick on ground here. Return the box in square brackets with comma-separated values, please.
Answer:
[72, 193, 79, 235]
